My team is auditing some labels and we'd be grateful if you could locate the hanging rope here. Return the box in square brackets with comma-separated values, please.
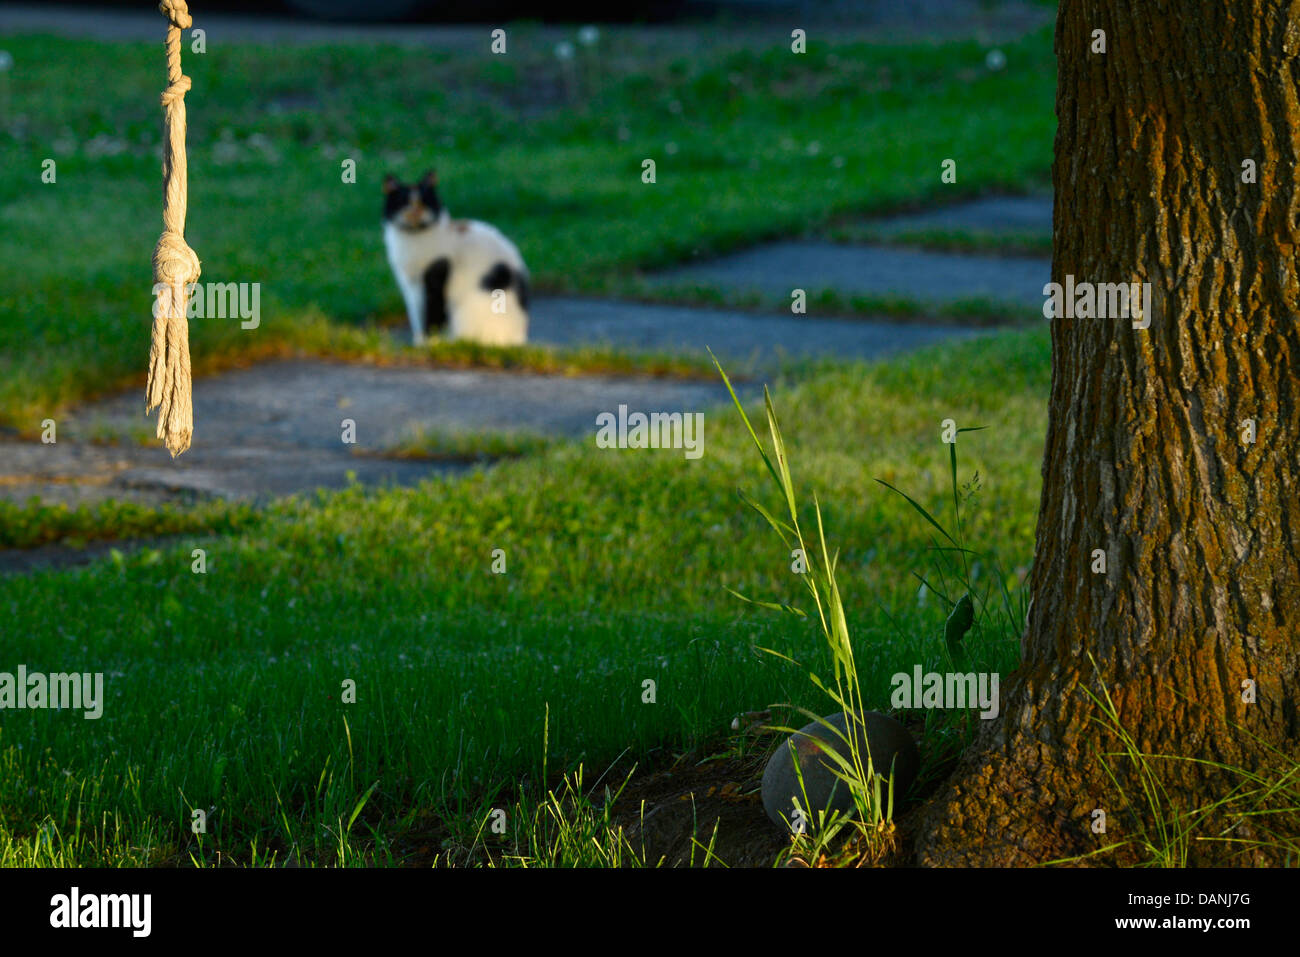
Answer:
[146, 0, 200, 457]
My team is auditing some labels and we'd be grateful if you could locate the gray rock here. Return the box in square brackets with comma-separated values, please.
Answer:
[761, 710, 919, 832]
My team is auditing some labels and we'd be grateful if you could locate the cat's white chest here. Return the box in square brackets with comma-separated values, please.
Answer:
[384, 222, 451, 281]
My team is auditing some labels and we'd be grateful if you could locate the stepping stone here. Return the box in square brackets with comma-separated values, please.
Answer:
[653, 241, 1049, 310]
[530, 297, 981, 364]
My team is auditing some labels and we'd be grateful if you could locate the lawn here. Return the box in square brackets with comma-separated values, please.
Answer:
[0, 26, 1053, 425]
[0, 327, 1049, 865]
[0, 23, 1055, 866]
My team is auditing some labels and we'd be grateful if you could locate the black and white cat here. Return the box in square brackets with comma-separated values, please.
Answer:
[382, 171, 530, 346]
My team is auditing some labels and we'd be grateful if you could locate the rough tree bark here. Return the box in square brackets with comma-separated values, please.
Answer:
[915, 1, 1300, 866]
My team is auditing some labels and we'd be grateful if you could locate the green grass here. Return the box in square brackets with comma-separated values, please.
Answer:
[0, 496, 259, 550]
[0, 21, 1059, 866]
[0, 327, 1050, 866]
[713, 350, 1033, 865]
[356, 427, 554, 463]
[0, 26, 1054, 427]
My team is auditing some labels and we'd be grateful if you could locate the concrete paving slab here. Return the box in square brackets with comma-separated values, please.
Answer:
[654, 241, 1050, 308]
[866, 195, 1052, 237]
[0, 361, 743, 507]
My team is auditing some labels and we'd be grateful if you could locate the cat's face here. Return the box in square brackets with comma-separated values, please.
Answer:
[383, 171, 441, 231]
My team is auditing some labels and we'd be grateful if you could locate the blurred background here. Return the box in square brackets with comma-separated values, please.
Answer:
[5, 0, 1044, 31]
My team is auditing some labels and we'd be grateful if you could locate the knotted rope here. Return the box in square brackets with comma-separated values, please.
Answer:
[146, 0, 200, 456]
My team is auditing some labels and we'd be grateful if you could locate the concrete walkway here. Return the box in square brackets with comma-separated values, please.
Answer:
[0, 360, 745, 507]
[0, 196, 1045, 518]
[653, 195, 1051, 308]
[0, 298, 982, 508]
[530, 296, 979, 360]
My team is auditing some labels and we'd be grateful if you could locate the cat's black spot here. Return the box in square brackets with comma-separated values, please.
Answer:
[480, 262, 513, 295]
[513, 269, 530, 310]
[477, 263, 530, 310]
[423, 258, 450, 332]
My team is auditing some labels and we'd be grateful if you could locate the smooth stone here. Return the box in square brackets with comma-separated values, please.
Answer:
[761, 710, 920, 831]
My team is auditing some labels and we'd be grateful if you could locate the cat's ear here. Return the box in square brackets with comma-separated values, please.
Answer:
[419, 170, 438, 186]
[382, 173, 400, 194]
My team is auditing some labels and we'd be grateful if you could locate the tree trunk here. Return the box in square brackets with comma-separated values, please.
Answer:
[915, 1, 1300, 866]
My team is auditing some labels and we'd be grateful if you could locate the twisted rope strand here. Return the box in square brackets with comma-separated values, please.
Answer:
[146, 0, 200, 457]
